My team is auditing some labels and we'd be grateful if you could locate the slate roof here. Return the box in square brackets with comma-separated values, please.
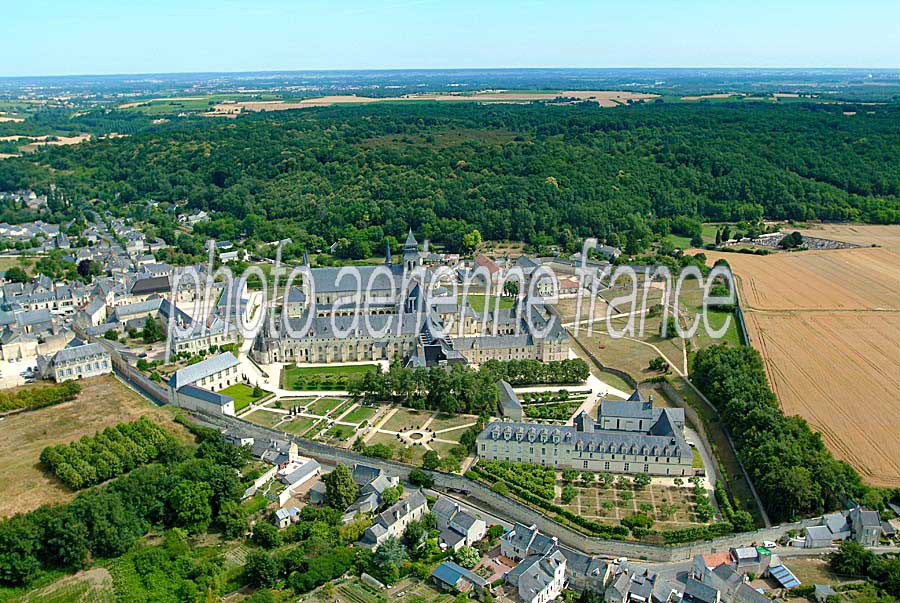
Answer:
[806, 526, 834, 541]
[168, 352, 240, 389]
[282, 459, 321, 485]
[683, 577, 720, 603]
[511, 549, 566, 600]
[479, 420, 692, 460]
[130, 275, 170, 296]
[50, 342, 108, 365]
[498, 380, 523, 416]
[177, 384, 234, 406]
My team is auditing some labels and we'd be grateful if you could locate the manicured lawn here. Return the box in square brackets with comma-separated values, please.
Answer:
[692, 448, 704, 468]
[462, 293, 515, 313]
[282, 363, 379, 390]
[307, 397, 344, 416]
[280, 416, 316, 436]
[340, 405, 377, 424]
[220, 383, 267, 412]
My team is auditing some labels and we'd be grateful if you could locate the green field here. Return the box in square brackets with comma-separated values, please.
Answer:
[282, 363, 379, 390]
[280, 416, 316, 435]
[340, 405, 377, 424]
[219, 383, 267, 412]
[463, 294, 515, 313]
[307, 397, 344, 416]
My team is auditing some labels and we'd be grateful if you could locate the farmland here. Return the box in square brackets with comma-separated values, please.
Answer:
[704, 245, 900, 486]
[0, 375, 188, 518]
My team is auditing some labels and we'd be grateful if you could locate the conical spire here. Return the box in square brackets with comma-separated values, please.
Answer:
[303, 249, 310, 267]
[385, 241, 392, 265]
[404, 228, 417, 249]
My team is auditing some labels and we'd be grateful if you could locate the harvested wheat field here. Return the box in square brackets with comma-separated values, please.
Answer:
[706, 247, 900, 311]
[791, 223, 900, 251]
[703, 247, 900, 486]
[208, 90, 658, 115]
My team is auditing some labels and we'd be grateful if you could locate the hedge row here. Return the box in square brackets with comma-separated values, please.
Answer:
[0, 381, 81, 413]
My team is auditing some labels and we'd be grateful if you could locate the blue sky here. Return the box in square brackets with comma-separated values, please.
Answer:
[4, 0, 899, 76]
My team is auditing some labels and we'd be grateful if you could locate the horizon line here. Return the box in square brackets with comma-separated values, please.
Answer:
[4, 65, 900, 81]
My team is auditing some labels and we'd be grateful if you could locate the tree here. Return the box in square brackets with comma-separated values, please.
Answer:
[830, 540, 875, 577]
[373, 536, 406, 583]
[633, 473, 652, 489]
[142, 316, 163, 343]
[403, 520, 427, 557]
[408, 469, 434, 488]
[323, 464, 358, 510]
[462, 230, 482, 254]
[454, 545, 480, 569]
[251, 521, 281, 549]
[422, 450, 440, 471]
[103, 329, 119, 341]
[244, 550, 278, 588]
[218, 500, 247, 539]
[168, 480, 213, 534]
[4, 266, 27, 284]
[381, 485, 402, 507]
[76, 259, 100, 280]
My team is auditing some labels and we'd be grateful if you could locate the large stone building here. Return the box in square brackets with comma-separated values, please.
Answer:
[46, 342, 112, 382]
[251, 231, 569, 368]
[477, 390, 695, 476]
[168, 352, 244, 416]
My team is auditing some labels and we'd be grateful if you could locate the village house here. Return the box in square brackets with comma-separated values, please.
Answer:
[360, 489, 428, 548]
[432, 495, 487, 551]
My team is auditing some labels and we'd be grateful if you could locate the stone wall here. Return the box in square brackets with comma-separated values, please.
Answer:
[192, 411, 819, 562]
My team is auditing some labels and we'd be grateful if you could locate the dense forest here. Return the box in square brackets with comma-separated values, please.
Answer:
[1, 101, 899, 256]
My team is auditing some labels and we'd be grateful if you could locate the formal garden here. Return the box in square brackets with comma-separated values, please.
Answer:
[468, 460, 732, 543]
[281, 363, 379, 391]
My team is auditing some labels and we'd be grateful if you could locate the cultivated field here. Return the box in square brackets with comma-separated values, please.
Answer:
[710, 247, 900, 311]
[791, 223, 900, 251]
[205, 89, 659, 115]
[704, 246, 900, 486]
[0, 375, 189, 517]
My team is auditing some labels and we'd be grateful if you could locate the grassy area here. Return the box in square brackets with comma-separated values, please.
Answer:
[381, 408, 432, 432]
[666, 376, 763, 526]
[0, 255, 39, 275]
[340, 405, 377, 424]
[219, 383, 266, 412]
[244, 409, 288, 429]
[664, 234, 695, 250]
[561, 482, 708, 529]
[282, 363, 379, 390]
[0, 375, 189, 519]
[280, 416, 316, 436]
[692, 448, 704, 468]
[463, 293, 515, 313]
[307, 397, 344, 416]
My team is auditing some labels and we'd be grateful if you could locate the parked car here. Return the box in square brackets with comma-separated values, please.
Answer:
[763, 541, 777, 549]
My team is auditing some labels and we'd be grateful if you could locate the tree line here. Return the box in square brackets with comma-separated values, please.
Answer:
[39, 417, 181, 490]
[0, 381, 80, 413]
[348, 358, 588, 415]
